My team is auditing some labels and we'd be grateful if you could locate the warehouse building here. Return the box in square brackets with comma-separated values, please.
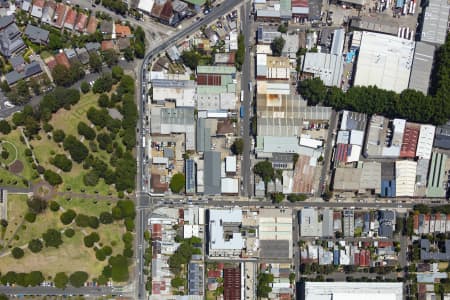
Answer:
[420, 0, 449, 45]
[209, 208, 245, 257]
[416, 124, 435, 160]
[408, 42, 435, 95]
[395, 160, 417, 197]
[258, 208, 293, 259]
[303, 281, 403, 300]
[151, 79, 196, 107]
[353, 31, 415, 93]
[426, 152, 448, 198]
[302, 52, 344, 87]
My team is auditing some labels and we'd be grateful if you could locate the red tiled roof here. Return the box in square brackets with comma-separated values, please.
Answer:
[54, 52, 70, 69]
[292, 0, 309, 7]
[115, 24, 131, 37]
[217, 263, 224, 270]
[151, 3, 164, 18]
[207, 270, 221, 278]
[150, 173, 168, 193]
[46, 57, 57, 70]
[64, 8, 77, 25]
[54, 3, 67, 27]
[400, 123, 420, 158]
[75, 13, 87, 32]
[86, 16, 97, 34]
[33, 0, 45, 8]
[335, 143, 350, 162]
[378, 241, 393, 247]
[197, 74, 222, 86]
[354, 253, 360, 266]
[159, 1, 173, 22]
[101, 40, 114, 51]
[413, 214, 419, 230]
[223, 267, 241, 300]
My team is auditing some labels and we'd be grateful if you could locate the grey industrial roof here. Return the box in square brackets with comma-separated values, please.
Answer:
[259, 240, 290, 258]
[160, 107, 195, 125]
[152, 79, 195, 88]
[302, 52, 344, 87]
[24, 24, 49, 44]
[331, 28, 345, 56]
[434, 121, 450, 150]
[420, 0, 449, 45]
[204, 151, 221, 195]
[409, 42, 435, 94]
[185, 159, 196, 194]
[350, 18, 399, 35]
[309, 0, 322, 20]
[196, 118, 211, 152]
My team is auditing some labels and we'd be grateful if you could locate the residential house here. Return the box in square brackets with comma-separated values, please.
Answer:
[9, 55, 25, 71]
[75, 13, 87, 33]
[63, 8, 76, 30]
[85, 41, 100, 53]
[117, 37, 130, 51]
[100, 19, 113, 35]
[115, 24, 131, 38]
[5, 61, 42, 85]
[41, 0, 56, 24]
[24, 24, 49, 45]
[86, 15, 97, 34]
[51, 3, 67, 28]
[101, 40, 114, 51]
[21, 0, 31, 12]
[0, 16, 26, 58]
[75, 47, 89, 64]
[64, 48, 78, 64]
[31, 0, 44, 19]
[54, 52, 70, 69]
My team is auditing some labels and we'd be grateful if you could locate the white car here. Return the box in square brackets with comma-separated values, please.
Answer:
[4, 101, 14, 108]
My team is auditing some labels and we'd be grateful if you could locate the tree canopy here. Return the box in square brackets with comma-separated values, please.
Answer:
[253, 160, 274, 184]
[270, 36, 285, 56]
[170, 173, 185, 193]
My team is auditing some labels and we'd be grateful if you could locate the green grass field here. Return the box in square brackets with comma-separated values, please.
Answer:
[0, 195, 125, 279]
[0, 168, 26, 188]
[0, 141, 17, 165]
[29, 91, 120, 195]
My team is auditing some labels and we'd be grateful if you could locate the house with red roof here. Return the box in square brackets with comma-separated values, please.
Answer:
[54, 52, 70, 69]
[63, 8, 77, 30]
[52, 3, 67, 28]
[31, 0, 44, 18]
[101, 40, 114, 51]
[86, 15, 97, 34]
[115, 24, 131, 38]
[75, 13, 87, 33]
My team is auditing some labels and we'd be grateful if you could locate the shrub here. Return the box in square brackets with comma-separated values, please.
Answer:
[24, 212, 36, 223]
[124, 217, 134, 232]
[28, 239, 43, 253]
[75, 214, 90, 227]
[49, 201, 60, 212]
[60, 209, 76, 225]
[99, 212, 113, 224]
[80, 81, 90, 94]
[64, 228, 75, 238]
[11, 247, 24, 259]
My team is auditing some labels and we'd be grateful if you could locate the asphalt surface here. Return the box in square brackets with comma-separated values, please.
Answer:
[317, 110, 337, 196]
[240, 2, 253, 197]
[0, 286, 115, 297]
[135, 1, 246, 298]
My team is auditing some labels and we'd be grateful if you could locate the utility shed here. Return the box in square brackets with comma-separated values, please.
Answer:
[204, 151, 221, 195]
[420, 0, 449, 45]
[408, 42, 435, 95]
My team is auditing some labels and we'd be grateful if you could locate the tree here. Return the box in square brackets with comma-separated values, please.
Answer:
[181, 50, 201, 69]
[414, 204, 431, 214]
[89, 52, 102, 72]
[44, 169, 63, 186]
[235, 34, 245, 70]
[99, 212, 113, 224]
[77, 122, 96, 140]
[103, 49, 118, 67]
[60, 209, 76, 225]
[98, 93, 110, 107]
[49, 201, 60, 212]
[80, 81, 90, 94]
[26, 271, 44, 287]
[75, 214, 90, 227]
[110, 255, 129, 282]
[278, 23, 288, 33]
[63, 135, 89, 163]
[52, 65, 71, 87]
[69, 271, 88, 288]
[92, 73, 113, 94]
[50, 154, 72, 172]
[88, 216, 99, 229]
[257, 273, 274, 298]
[11, 247, 24, 259]
[15, 80, 30, 104]
[271, 192, 284, 203]
[27, 197, 47, 214]
[28, 239, 43, 253]
[170, 173, 185, 193]
[231, 138, 244, 155]
[287, 194, 307, 202]
[53, 129, 66, 143]
[64, 228, 75, 238]
[298, 78, 327, 105]
[171, 277, 185, 288]
[42, 229, 63, 248]
[253, 160, 274, 184]
[0, 120, 11, 134]
[270, 36, 285, 56]
[25, 212, 36, 223]
[54, 272, 69, 289]
[83, 232, 100, 247]
[111, 66, 124, 82]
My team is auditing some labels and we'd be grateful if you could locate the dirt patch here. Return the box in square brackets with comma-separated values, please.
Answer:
[9, 160, 24, 174]
[33, 181, 55, 200]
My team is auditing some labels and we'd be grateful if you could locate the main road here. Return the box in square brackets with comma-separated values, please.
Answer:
[135, 1, 248, 298]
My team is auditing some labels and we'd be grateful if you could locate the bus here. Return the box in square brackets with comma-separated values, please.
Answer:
[240, 106, 245, 118]
[240, 90, 244, 102]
